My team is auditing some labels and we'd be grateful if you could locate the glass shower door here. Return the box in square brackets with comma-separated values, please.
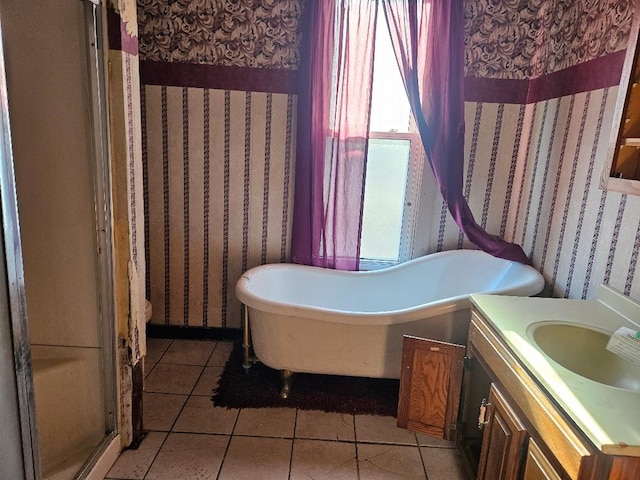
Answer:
[0, 0, 116, 478]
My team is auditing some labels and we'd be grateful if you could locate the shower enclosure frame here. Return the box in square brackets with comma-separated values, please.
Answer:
[76, 0, 120, 475]
[0, 0, 119, 478]
[0, 12, 39, 478]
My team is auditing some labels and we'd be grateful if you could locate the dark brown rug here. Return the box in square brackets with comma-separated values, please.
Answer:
[211, 341, 400, 417]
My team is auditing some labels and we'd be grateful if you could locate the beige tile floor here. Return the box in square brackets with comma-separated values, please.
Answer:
[105, 338, 470, 480]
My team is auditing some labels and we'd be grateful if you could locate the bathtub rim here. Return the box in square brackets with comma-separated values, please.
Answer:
[236, 250, 544, 326]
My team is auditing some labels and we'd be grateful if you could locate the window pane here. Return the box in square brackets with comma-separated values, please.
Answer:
[360, 138, 411, 261]
[369, 13, 411, 133]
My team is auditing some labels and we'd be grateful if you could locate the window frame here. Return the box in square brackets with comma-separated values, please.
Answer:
[359, 129, 424, 270]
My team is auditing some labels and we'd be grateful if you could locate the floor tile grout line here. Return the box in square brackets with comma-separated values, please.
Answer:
[145, 342, 437, 478]
[141, 430, 170, 480]
[287, 409, 299, 480]
[140, 338, 454, 479]
[417, 439, 430, 479]
[144, 343, 216, 397]
[137, 419, 447, 477]
[146, 338, 173, 365]
[147, 428, 425, 447]
[207, 339, 221, 359]
[352, 413, 361, 479]
[143, 338, 173, 379]
[216, 407, 242, 480]
[155, 339, 220, 368]
[154, 363, 208, 438]
[206, 339, 226, 368]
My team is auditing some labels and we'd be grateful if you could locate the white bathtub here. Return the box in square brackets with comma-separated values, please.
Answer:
[236, 249, 544, 384]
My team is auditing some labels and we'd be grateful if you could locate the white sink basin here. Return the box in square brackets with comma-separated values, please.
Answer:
[528, 322, 640, 392]
[471, 286, 640, 457]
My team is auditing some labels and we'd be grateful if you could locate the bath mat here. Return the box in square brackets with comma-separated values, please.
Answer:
[211, 341, 400, 417]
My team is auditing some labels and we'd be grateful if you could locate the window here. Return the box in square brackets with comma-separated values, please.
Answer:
[359, 13, 423, 270]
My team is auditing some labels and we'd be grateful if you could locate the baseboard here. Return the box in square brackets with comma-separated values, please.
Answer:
[146, 324, 242, 341]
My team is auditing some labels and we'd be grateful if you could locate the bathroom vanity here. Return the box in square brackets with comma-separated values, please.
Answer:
[397, 285, 640, 479]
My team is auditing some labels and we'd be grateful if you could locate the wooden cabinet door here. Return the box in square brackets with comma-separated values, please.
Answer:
[523, 438, 564, 480]
[477, 384, 528, 480]
[396, 335, 465, 440]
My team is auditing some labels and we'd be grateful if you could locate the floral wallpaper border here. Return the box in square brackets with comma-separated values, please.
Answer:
[137, 0, 303, 70]
[137, 0, 633, 80]
[464, 0, 634, 80]
[108, 1, 138, 55]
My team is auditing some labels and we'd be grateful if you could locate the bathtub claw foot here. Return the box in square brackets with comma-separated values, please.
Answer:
[280, 370, 294, 399]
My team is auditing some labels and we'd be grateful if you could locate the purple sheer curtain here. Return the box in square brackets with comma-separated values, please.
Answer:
[381, 1, 530, 264]
[290, 0, 378, 270]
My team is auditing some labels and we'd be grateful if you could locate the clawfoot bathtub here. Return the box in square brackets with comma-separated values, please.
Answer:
[235, 249, 544, 397]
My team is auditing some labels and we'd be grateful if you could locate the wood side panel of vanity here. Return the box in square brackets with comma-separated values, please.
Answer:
[469, 312, 604, 479]
[470, 310, 640, 480]
[397, 307, 640, 479]
[608, 457, 640, 480]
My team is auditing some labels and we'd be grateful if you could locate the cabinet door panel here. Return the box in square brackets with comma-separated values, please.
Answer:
[396, 335, 465, 440]
[523, 438, 564, 480]
[477, 384, 527, 480]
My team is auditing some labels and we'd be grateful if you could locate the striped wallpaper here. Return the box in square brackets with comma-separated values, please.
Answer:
[139, 0, 640, 331]
[432, 89, 640, 302]
[142, 86, 296, 328]
[513, 89, 640, 301]
[142, 83, 640, 330]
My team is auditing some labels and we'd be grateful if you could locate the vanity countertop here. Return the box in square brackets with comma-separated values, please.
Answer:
[470, 285, 640, 458]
